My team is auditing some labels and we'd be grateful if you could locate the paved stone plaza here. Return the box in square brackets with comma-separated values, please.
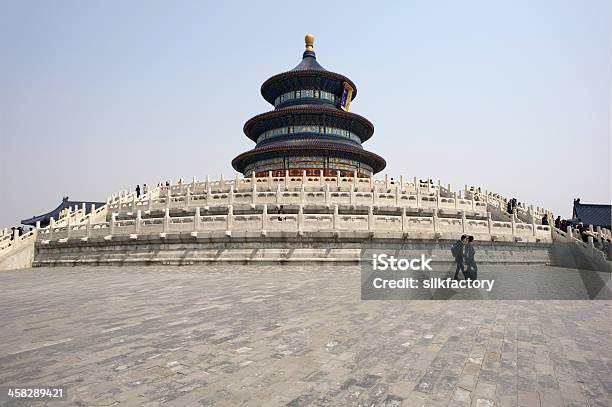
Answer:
[0, 265, 610, 407]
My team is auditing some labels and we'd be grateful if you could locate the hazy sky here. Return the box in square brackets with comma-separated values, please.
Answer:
[1, 0, 610, 227]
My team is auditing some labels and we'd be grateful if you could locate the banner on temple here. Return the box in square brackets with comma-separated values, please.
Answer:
[339, 82, 354, 111]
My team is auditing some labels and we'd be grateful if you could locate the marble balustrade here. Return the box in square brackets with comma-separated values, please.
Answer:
[31, 175, 611, 247]
[108, 186, 488, 215]
[38, 204, 553, 243]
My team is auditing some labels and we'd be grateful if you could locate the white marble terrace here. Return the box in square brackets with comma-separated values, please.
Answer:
[2, 172, 611, 266]
[31, 173, 562, 245]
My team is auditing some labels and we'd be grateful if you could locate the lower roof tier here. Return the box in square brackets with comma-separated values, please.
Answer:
[231, 142, 386, 176]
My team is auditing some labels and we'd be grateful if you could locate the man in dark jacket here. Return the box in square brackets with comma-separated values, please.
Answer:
[451, 235, 467, 280]
[464, 236, 478, 280]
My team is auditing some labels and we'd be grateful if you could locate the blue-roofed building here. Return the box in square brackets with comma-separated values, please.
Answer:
[572, 199, 611, 229]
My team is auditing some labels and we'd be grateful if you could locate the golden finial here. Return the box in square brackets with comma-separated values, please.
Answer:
[305, 34, 315, 51]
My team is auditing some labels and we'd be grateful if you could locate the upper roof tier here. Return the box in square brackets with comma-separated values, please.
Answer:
[260, 35, 357, 107]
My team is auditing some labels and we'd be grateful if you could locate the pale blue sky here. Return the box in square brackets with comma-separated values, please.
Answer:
[1, 0, 610, 226]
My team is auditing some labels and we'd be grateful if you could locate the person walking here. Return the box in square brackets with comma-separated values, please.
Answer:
[541, 214, 549, 226]
[464, 236, 478, 280]
[142, 184, 148, 195]
[451, 235, 467, 280]
[136, 185, 141, 198]
[554, 216, 561, 229]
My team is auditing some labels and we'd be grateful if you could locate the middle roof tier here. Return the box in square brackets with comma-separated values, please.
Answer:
[243, 106, 375, 143]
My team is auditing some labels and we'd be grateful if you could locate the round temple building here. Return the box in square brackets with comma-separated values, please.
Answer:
[232, 34, 386, 178]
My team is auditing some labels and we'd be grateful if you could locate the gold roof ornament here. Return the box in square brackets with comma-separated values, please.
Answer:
[305, 34, 315, 51]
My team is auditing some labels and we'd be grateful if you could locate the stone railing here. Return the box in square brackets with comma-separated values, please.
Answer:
[106, 186, 161, 213]
[46, 206, 85, 228]
[0, 232, 12, 251]
[0, 229, 37, 260]
[44, 186, 160, 227]
[29, 176, 557, 246]
[44, 202, 102, 230]
[108, 184, 488, 216]
[121, 175, 555, 230]
[0, 201, 105, 269]
[469, 189, 552, 225]
[39, 204, 552, 244]
[30, 186, 158, 239]
[560, 225, 612, 247]
[552, 226, 611, 265]
[157, 173, 450, 197]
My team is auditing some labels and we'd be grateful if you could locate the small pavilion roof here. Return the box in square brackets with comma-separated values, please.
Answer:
[573, 201, 611, 229]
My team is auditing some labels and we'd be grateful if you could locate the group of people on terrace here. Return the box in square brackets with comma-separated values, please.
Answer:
[156, 179, 187, 189]
[550, 215, 573, 232]
[570, 220, 611, 259]
[134, 184, 148, 198]
[506, 197, 523, 215]
[540, 214, 611, 260]
[6, 226, 26, 240]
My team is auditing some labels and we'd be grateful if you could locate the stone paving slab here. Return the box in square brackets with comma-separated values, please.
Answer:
[0, 265, 610, 406]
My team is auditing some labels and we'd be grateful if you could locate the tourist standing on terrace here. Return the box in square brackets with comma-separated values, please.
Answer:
[451, 235, 467, 280]
[277, 205, 285, 222]
[541, 214, 549, 225]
